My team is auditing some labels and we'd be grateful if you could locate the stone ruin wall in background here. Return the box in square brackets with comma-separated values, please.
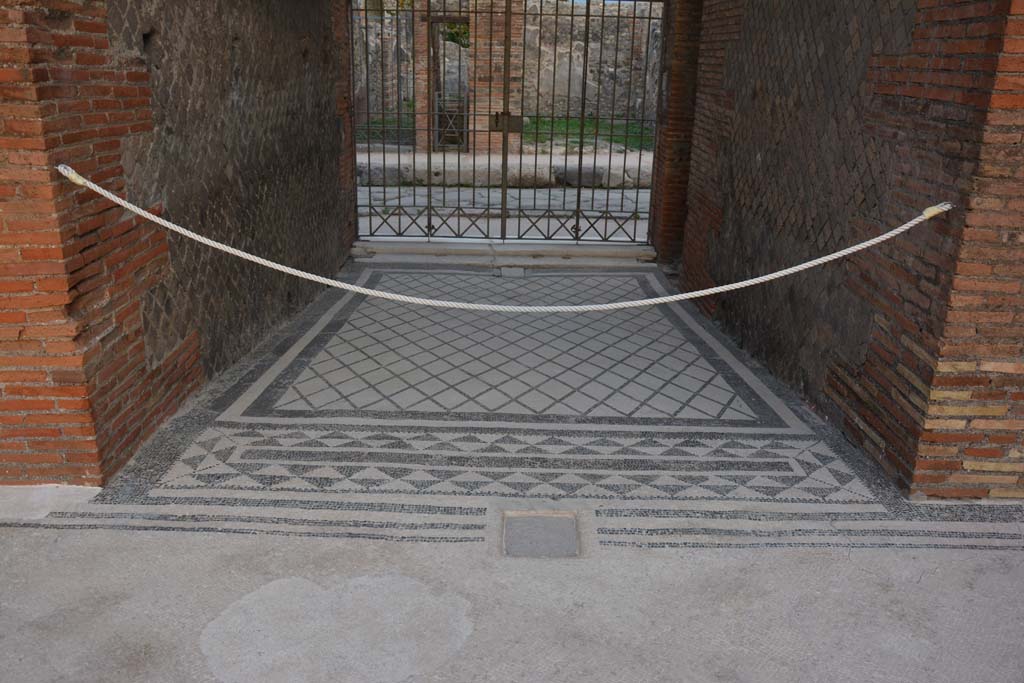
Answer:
[522, 0, 662, 121]
[351, 0, 662, 128]
[351, 3, 415, 125]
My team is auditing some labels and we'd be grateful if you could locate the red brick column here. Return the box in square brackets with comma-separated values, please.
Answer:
[648, 0, 702, 261]
[676, 0, 737, 304]
[0, 3, 202, 485]
[469, 0, 522, 155]
[912, 2, 1024, 498]
[413, 0, 523, 155]
[826, 0, 1024, 499]
[0, 5, 94, 484]
[413, 0, 430, 153]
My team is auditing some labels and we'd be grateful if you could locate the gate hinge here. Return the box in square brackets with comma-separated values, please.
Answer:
[489, 112, 524, 133]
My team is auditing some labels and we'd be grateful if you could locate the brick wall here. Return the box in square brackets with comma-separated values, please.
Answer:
[412, 0, 523, 154]
[412, 0, 432, 152]
[467, 0, 523, 155]
[673, 0, 1023, 498]
[916, 1, 1023, 497]
[0, 0, 355, 485]
[648, 0, 701, 261]
[1, 1, 162, 485]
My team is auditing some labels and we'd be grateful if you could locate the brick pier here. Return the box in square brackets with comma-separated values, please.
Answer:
[650, 0, 1024, 499]
[1, 0, 355, 485]
[412, 0, 523, 154]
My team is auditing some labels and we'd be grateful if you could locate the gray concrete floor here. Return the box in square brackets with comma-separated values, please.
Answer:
[355, 146, 653, 189]
[3, 526, 1023, 682]
[2, 263, 1023, 683]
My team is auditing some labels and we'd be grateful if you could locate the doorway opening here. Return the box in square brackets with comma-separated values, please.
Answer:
[351, 0, 663, 242]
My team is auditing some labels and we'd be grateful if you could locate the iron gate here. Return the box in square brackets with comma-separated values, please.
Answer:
[351, 0, 662, 242]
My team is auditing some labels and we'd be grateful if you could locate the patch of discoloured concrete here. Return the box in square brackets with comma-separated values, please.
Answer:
[200, 575, 472, 683]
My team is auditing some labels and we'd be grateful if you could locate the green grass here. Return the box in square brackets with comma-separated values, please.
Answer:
[355, 111, 417, 145]
[522, 116, 655, 151]
[356, 111, 656, 151]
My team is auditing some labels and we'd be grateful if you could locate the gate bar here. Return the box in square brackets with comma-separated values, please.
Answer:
[499, 0, 514, 240]
[425, 0, 434, 238]
[573, 0, 594, 241]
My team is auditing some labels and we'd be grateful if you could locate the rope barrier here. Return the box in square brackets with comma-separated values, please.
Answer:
[57, 164, 952, 315]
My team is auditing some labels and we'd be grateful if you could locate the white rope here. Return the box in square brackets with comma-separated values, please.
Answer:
[57, 164, 952, 315]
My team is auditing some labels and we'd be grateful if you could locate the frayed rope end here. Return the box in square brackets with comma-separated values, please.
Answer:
[57, 164, 87, 187]
[922, 202, 954, 220]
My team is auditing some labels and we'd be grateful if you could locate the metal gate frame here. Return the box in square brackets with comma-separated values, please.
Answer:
[351, 0, 662, 243]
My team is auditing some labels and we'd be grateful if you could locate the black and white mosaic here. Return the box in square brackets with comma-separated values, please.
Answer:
[157, 426, 873, 503]
[222, 269, 798, 429]
[18, 266, 1024, 548]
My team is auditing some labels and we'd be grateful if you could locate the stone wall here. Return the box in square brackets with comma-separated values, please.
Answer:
[684, 0, 919, 398]
[523, 0, 662, 120]
[0, 0, 354, 485]
[670, 0, 1024, 498]
[108, 0, 351, 376]
[351, 0, 662, 126]
[351, 9, 414, 124]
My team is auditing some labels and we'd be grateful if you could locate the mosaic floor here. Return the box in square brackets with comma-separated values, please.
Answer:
[16, 265, 1024, 549]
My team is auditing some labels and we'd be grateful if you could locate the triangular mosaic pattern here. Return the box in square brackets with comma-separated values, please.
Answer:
[156, 426, 876, 503]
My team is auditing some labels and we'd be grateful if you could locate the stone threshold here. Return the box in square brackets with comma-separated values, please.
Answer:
[350, 239, 657, 267]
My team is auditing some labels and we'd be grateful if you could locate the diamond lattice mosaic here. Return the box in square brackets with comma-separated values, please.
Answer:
[269, 272, 762, 423]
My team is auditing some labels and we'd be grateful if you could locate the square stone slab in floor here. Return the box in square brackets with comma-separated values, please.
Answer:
[503, 512, 579, 558]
